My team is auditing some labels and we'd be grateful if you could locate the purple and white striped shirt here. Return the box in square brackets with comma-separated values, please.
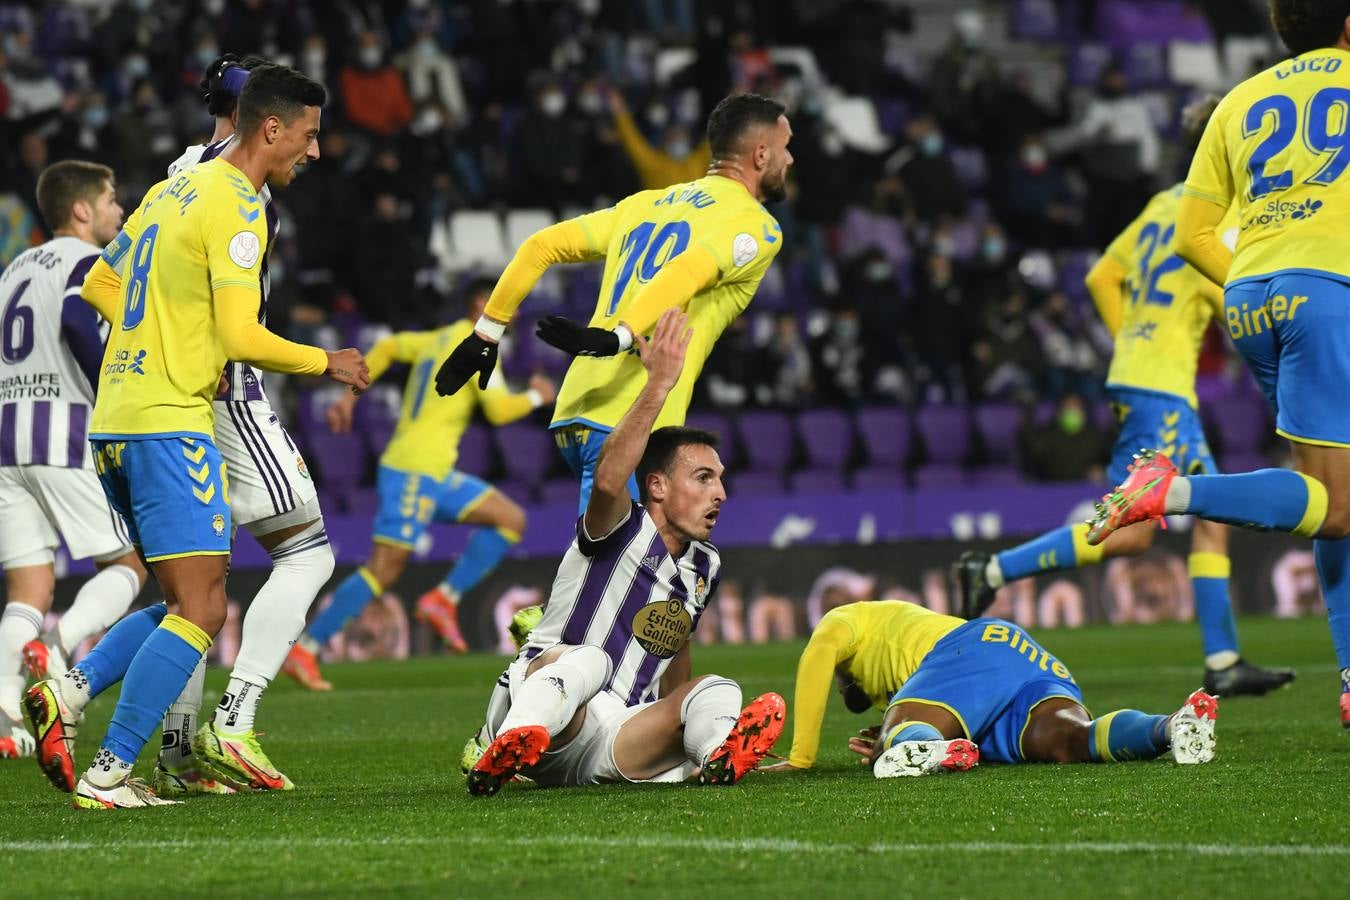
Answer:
[0, 236, 104, 469]
[167, 138, 278, 403]
[522, 502, 721, 706]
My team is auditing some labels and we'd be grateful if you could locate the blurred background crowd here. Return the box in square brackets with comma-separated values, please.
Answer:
[0, 0, 1287, 494]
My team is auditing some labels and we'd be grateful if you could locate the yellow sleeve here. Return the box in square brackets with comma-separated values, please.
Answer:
[1199, 274, 1226, 320]
[615, 245, 720, 334]
[612, 106, 663, 186]
[787, 614, 859, 769]
[80, 257, 122, 324]
[1175, 194, 1232, 287]
[215, 284, 327, 375]
[476, 371, 537, 426]
[1182, 104, 1234, 208]
[366, 331, 438, 383]
[484, 209, 619, 324]
[1085, 253, 1129, 337]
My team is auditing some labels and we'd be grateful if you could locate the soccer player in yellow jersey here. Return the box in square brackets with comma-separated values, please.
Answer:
[761, 600, 1219, 777]
[22, 65, 369, 809]
[281, 279, 555, 690]
[952, 99, 1293, 698]
[1087, 1, 1350, 727]
[434, 93, 791, 512]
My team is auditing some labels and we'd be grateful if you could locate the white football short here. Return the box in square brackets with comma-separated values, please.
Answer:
[214, 399, 322, 535]
[0, 465, 132, 567]
[503, 656, 695, 787]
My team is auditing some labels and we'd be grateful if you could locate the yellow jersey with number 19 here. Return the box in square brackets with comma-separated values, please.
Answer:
[1184, 46, 1350, 285]
[551, 174, 782, 431]
[91, 158, 272, 440]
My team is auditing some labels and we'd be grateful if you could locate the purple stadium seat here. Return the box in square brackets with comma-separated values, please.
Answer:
[973, 404, 1024, 465]
[1123, 43, 1167, 88]
[1219, 451, 1269, 474]
[1207, 395, 1270, 454]
[735, 410, 795, 473]
[855, 408, 913, 467]
[1092, 401, 1117, 435]
[968, 465, 1024, 487]
[536, 478, 581, 506]
[912, 463, 968, 488]
[362, 421, 396, 461]
[685, 411, 737, 467]
[295, 389, 329, 439]
[353, 386, 401, 430]
[342, 487, 380, 516]
[1194, 372, 1234, 407]
[795, 409, 854, 470]
[1069, 42, 1111, 87]
[731, 471, 784, 497]
[915, 404, 972, 465]
[494, 479, 535, 505]
[456, 424, 492, 477]
[789, 468, 847, 494]
[1012, 0, 1060, 40]
[851, 466, 906, 491]
[309, 433, 368, 489]
[495, 422, 556, 484]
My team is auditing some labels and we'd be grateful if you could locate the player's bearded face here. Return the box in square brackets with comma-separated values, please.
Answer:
[269, 106, 322, 187]
[759, 116, 793, 203]
[655, 445, 726, 541]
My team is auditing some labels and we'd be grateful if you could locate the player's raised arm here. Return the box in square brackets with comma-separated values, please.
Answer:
[583, 309, 691, 539]
[434, 208, 619, 396]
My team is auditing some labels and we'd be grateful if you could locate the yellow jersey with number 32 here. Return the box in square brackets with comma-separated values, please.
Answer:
[551, 174, 781, 431]
[1184, 47, 1350, 285]
[1104, 184, 1229, 407]
[91, 158, 270, 440]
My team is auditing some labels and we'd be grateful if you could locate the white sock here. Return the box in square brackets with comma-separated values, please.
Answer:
[231, 523, 334, 688]
[0, 601, 44, 722]
[680, 676, 742, 766]
[85, 746, 133, 788]
[56, 564, 141, 656]
[983, 556, 1005, 589]
[1165, 476, 1192, 515]
[59, 665, 93, 715]
[214, 675, 266, 733]
[498, 645, 610, 737]
[160, 655, 206, 770]
[1206, 650, 1240, 670]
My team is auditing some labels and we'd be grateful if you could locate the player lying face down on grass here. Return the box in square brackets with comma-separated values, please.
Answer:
[466, 311, 786, 796]
[760, 600, 1218, 778]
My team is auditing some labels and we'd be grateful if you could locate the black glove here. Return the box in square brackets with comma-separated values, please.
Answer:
[536, 315, 622, 357]
[435, 333, 497, 395]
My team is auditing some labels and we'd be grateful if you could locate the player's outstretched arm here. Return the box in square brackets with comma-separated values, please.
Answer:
[1174, 195, 1232, 287]
[478, 373, 556, 426]
[215, 284, 370, 390]
[436, 211, 618, 396]
[762, 617, 854, 773]
[583, 309, 691, 538]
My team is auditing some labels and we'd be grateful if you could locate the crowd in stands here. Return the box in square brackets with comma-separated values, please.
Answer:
[0, 0, 1285, 490]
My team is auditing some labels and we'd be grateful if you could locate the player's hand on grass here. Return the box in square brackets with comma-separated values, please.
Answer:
[528, 374, 557, 406]
[847, 726, 882, 766]
[325, 348, 370, 393]
[326, 391, 357, 433]
[435, 331, 498, 395]
[535, 316, 624, 357]
[635, 309, 691, 391]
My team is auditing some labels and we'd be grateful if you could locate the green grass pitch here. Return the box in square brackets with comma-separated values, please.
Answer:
[1, 616, 1346, 898]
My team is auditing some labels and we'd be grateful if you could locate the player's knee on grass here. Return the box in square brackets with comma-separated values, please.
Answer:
[1020, 697, 1094, 764]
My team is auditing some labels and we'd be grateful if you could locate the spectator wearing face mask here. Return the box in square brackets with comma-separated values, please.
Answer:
[1019, 393, 1110, 483]
[884, 115, 966, 225]
[811, 308, 870, 408]
[341, 31, 414, 137]
[998, 133, 1080, 249]
[608, 88, 711, 190]
[513, 80, 592, 210]
[401, 28, 467, 130]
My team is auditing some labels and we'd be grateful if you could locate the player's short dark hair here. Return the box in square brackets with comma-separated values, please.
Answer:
[35, 160, 114, 231]
[235, 63, 326, 136]
[463, 276, 497, 305]
[636, 426, 721, 503]
[200, 53, 270, 117]
[706, 93, 786, 159]
[1181, 94, 1222, 162]
[1268, 0, 1350, 55]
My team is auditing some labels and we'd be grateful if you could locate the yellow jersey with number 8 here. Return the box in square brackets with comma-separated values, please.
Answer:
[1184, 47, 1350, 285]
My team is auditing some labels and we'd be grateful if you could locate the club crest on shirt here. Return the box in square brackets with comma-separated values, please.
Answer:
[212, 514, 225, 536]
[632, 598, 692, 658]
[695, 576, 707, 602]
[296, 456, 310, 480]
[732, 232, 758, 267]
[228, 230, 261, 268]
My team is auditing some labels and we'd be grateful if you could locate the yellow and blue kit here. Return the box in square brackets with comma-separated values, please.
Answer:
[81, 157, 328, 561]
[482, 175, 782, 508]
[364, 319, 537, 549]
[787, 601, 1082, 768]
[1090, 184, 1226, 483]
[1182, 47, 1350, 446]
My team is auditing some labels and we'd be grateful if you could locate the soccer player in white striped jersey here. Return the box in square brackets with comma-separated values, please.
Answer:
[0, 161, 148, 759]
[149, 55, 334, 794]
[467, 310, 785, 795]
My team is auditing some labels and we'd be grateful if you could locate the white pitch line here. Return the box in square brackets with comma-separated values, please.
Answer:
[0, 833, 1346, 859]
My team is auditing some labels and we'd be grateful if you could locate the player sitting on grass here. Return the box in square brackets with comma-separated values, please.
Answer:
[281, 278, 555, 689]
[467, 310, 785, 795]
[761, 599, 1217, 778]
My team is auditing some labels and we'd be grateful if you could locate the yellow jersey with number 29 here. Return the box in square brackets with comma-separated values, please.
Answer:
[1184, 47, 1350, 285]
[551, 174, 782, 431]
[91, 158, 274, 440]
